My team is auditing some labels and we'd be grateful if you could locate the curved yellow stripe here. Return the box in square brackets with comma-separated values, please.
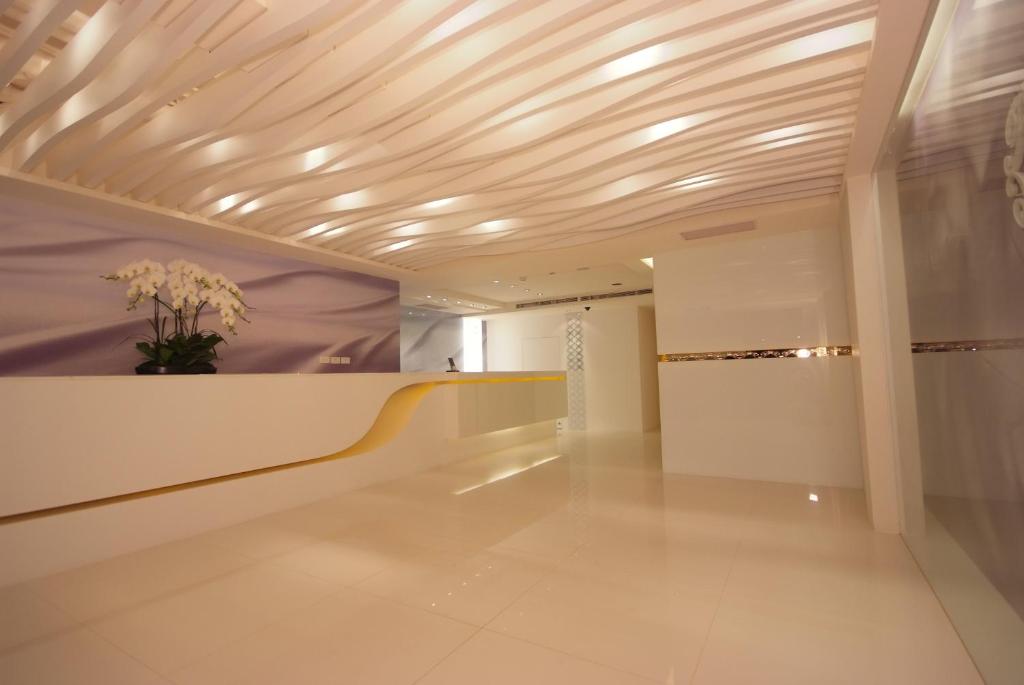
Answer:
[0, 375, 565, 525]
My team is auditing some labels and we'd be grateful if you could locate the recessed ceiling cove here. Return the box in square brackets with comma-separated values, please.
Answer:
[0, 0, 877, 270]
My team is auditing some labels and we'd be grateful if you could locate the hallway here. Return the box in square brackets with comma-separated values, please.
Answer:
[0, 434, 980, 684]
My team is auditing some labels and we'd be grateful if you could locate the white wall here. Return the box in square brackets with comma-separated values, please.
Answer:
[484, 311, 566, 372]
[637, 306, 661, 431]
[584, 307, 641, 432]
[583, 306, 659, 432]
[478, 295, 658, 432]
[654, 227, 863, 487]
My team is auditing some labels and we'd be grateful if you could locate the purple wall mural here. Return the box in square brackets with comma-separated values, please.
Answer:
[0, 197, 400, 375]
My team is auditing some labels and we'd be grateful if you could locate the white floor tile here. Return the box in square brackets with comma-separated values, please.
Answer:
[0, 628, 168, 684]
[4, 433, 984, 684]
[417, 630, 657, 685]
[90, 563, 334, 675]
[172, 589, 475, 685]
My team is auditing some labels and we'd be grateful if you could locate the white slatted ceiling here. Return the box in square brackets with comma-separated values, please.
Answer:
[0, 0, 879, 270]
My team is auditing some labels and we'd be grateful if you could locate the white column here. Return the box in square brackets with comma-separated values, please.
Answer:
[842, 171, 923, 534]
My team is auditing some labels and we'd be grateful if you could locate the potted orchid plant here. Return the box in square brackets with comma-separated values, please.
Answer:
[102, 259, 249, 374]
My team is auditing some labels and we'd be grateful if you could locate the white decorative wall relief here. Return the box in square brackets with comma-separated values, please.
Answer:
[1004, 83, 1024, 228]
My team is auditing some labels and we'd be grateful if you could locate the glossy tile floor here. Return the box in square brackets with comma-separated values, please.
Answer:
[0, 434, 982, 684]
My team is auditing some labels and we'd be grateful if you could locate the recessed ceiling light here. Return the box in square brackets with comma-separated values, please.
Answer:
[441, 298, 448, 301]
[426, 295, 432, 298]
[492, 280, 500, 284]
[809, 493, 819, 502]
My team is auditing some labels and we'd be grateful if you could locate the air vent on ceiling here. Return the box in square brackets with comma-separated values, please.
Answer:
[680, 221, 755, 240]
[515, 288, 652, 310]
[417, 303, 451, 311]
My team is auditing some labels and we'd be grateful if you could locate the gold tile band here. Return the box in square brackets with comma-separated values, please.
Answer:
[658, 346, 852, 362]
[0, 375, 565, 526]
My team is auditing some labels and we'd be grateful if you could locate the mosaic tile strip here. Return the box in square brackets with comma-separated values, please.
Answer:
[911, 338, 1024, 353]
[658, 345, 853, 362]
[566, 312, 586, 430]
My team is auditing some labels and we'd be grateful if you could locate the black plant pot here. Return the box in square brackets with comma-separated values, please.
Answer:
[135, 361, 217, 375]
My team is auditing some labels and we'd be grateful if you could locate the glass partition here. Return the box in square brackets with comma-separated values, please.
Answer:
[894, 1, 1024, 682]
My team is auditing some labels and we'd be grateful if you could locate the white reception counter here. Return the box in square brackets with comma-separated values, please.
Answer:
[0, 371, 567, 586]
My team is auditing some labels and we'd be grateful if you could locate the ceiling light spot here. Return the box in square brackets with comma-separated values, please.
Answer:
[641, 257, 654, 268]
[320, 226, 348, 239]
[303, 146, 329, 171]
[424, 197, 456, 209]
[782, 19, 875, 62]
[478, 219, 509, 232]
[753, 123, 814, 144]
[809, 493, 819, 502]
[670, 174, 717, 190]
[332, 190, 367, 210]
[386, 238, 415, 252]
[215, 194, 241, 213]
[645, 116, 691, 142]
[238, 199, 260, 214]
[294, 222, 332, 239]
[605, 44, 662, 79]
[796, 348, 812, 358]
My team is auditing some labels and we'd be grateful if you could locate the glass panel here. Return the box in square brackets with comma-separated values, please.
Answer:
[895, 2, 1024, 682]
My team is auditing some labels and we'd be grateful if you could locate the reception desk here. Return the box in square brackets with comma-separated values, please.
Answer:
[0, 371, 566, 586]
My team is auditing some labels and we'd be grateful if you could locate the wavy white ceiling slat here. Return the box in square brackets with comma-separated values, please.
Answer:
[0, 0, 880, 271]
